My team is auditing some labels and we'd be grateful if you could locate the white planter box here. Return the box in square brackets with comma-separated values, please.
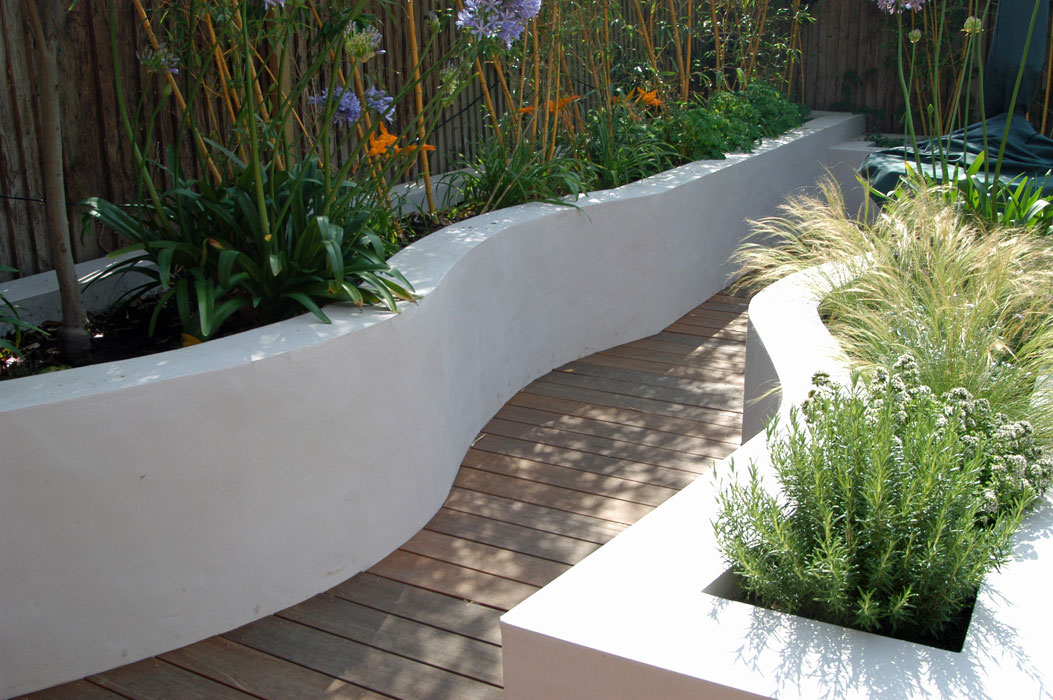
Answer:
[501, 263, 1053, 699]
[0, 112, 865, 697]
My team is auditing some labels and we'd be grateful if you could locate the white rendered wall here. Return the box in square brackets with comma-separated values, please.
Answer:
[0, 113, 863, 697]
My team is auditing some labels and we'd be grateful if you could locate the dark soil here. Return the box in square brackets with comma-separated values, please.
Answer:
[1, 298, 265, 381]
[723, 572, 974, 653]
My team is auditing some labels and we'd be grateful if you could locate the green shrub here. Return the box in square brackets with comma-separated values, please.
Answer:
[456, 121, 591, 214]
[582, 103, 678, 189]
[716, 357, 1030, 643]
[744, 81, 809, 138]
[707, 90, 760, 153]
[86, 158, 413, 341]
[661, 103, 735, 161]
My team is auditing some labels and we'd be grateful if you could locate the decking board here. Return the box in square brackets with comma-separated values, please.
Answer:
[29, 292, 749, 700]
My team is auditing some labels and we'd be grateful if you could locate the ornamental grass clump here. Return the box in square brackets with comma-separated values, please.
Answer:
[716, 357, 1040, 645]
[736, 182, 1053, 443]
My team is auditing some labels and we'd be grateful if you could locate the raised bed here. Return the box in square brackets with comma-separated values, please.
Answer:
[500, 261, 1053, 700]
[0, 112, 864, 697]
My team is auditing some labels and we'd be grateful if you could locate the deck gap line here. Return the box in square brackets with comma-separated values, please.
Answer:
[459, 464, 686, 507]
[530, 378, 744, 415]
[421, 523, 583, 568]
[512, 390, 745, 433]
[472, 432, 720, 474]
[270, 609, 503, 689]
[488, 412, 744, 453]
[428, 505, 607, 550]
[154, 654, 290, 700]
[452, 483, 643, 527]
[467, 443, 711, 488]
[363, 572, 513, 613]
[392, 546, 549, 590]
[81, 679, 139, 700]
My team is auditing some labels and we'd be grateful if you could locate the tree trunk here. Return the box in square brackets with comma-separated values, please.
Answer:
[23, 0, 91, 364]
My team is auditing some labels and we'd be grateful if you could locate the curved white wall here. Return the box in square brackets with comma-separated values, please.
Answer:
[0, 112, 864, 697]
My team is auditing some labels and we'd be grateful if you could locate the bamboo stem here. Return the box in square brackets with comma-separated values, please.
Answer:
[405, 0, 435, 213]
[131, 0, 221, 184]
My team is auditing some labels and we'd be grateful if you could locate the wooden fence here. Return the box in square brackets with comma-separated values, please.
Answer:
[2, 0, 1051, 280]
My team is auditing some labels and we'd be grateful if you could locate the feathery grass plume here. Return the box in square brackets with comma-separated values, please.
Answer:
[735, 180, 1053, 444]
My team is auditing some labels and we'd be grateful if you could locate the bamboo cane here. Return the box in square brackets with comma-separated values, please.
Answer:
[131, 0, 222, 184]
[405, 0, 436, 213]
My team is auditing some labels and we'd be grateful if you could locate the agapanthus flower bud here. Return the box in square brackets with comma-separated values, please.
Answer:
[346, 25, 384, 62]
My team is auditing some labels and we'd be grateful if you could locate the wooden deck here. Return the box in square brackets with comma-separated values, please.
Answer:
[23, 290, 750, 700]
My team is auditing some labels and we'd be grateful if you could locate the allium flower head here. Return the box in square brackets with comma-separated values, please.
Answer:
[309, 87, 361, 125]
[908, 28, 921, 43]
[263, 0, 286, 9]
[363, 85, 395, 123]
[346, 24, 384, 62]
[962, 16, 983, 35]
[457, 0, 542, 47]
[875, 0, 926, 14]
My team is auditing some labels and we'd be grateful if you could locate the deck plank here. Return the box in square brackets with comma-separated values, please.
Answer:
[462, 448, 681, 505]
[34, 292, 749, 700]
[225, 617, 501, 700]
[16, 681, 131, 700]
[424, 508, 601, 566]
[481, 418, 726, 469]
[441, 487, 626, 544]
[330, 573, 504, 645]
[469, 435, 698, 489]
[369, 550, 539, 611]
[506, 392, 741, 443]
[161, 637, 386, 700]
[278, 595, 503, 686]
[495, 404, 738, 454]
[397, 530, 571, 587]
[454, 468, 655, 523]
[89, 659, 259, 700]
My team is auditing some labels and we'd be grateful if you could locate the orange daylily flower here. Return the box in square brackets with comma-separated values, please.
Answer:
[546, 95, 581, 112]
[396, 142, 436, 155]
[517, 105, 537, 114]
[633, 87, 663, 107]
[367, 122, 398, 157]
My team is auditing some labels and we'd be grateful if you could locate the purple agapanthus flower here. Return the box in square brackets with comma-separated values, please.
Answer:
[363, 86, 395, 123]
[263, 0, 286, 9]
[457, 0, 542, 47]
[875, 0, 926, 13]
[308, 87, 361, 125]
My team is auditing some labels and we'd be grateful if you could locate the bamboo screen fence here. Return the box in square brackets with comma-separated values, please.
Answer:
[2, 0, 1052, 278]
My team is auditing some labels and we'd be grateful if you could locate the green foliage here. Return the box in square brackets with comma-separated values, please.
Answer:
[743, 81, 810, 138]
[456, 121, 591, 214]
[85, 158, 412, 340]
[737, 181, 1053, 443]
[905, 156, 1053, 235]
[707, 90, 760, 152]
[716, 358, 1028, 642]
[661, 102, 736, 161]
[660, 85, 807, 162]
[0, 266, 45, 358]
[582, 103, 678, 189]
